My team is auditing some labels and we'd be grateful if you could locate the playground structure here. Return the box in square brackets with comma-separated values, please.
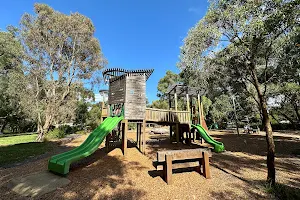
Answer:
[48, 68, 224, 175]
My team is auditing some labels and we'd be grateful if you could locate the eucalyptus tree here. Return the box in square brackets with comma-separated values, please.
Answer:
[0, 31, 24, 133]
[178, 0, 300, 185]
[16, 4, 106, 141]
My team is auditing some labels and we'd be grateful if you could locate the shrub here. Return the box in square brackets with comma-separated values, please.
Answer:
[47, 128, 65, 139]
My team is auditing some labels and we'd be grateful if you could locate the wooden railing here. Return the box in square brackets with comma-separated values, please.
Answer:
[145, 108, 190, 124]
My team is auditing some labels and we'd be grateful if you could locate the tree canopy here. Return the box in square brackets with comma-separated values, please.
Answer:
[178, 0, 300, 185]
[13, 3, 106, 140]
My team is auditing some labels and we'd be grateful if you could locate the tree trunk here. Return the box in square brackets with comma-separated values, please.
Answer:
[36, 113, 52, 142]
[251, 68, 276, 186]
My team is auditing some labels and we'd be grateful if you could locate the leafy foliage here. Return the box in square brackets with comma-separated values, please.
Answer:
[14, 4, 106, 140]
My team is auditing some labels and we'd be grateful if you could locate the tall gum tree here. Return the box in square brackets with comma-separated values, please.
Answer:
[178, 0, 300, 185]
[16, 4, 107, 141]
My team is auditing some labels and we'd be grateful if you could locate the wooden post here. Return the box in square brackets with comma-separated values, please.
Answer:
[197, 94, 201, 125]
[186, 94, 190, 122]
[142, 120, 146, 154]
[136, 123, 139, 149]
[170, 124, 173, 143]
[122, 119, 128, 156]
[200, 96, 205, 127]
[139, 123, 142, 150]
[105, 134, 110, 153]
[202, 152, 211, 179]
[164, 154, 173, 184]
[174, 93, 178, 111]
[175, 123, 179, 143]
[168, 94, 172, 110]
[169, 94, 173, 143]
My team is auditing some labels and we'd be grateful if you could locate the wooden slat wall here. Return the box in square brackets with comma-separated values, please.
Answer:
[108, 78, 126, 104]
[124, 75, 146, 120]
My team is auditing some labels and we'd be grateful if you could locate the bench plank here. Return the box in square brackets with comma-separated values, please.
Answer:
[157, 148, 211, 162]
[157, 161, 200, 170]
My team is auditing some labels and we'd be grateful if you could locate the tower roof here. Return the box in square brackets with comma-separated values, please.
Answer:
[103, 68, 154, 83]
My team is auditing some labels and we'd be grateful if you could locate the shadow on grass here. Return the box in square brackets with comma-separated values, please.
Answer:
[0, 141, 58, 168]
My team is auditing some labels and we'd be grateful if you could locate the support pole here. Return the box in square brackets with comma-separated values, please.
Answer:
[165, 154, 173, 184]
[122, 119, 128, 156]
[197, 94, 201, 125]
[186, 94, 190, 123]
[174, 93, 178, 111]
[170, 124, 173, 143]
[202, 152, 211, 179]
[169, 94, 172, 143]
[136, 123, 140, 149]
[142, 120, 146, 154]
[139, 122, 142, 150]
[175, 123, 179, 144]
[105, 134, 110, 153]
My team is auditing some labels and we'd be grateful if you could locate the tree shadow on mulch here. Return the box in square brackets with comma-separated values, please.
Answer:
[37, 139, 148, 200]
[210, 133, 300, 181]
[211, 133, 300, 157]
[210, 180, 300, 200]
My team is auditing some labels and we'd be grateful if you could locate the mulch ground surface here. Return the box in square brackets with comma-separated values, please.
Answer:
[1, 129, 299, 199]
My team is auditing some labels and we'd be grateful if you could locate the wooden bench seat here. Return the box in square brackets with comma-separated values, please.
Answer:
[153, 148, 212, 184]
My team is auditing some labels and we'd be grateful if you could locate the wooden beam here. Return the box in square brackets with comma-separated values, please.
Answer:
[164, 154, 173, 184]
[105, 134, 110, 153]
[202, 152, 211, 179]
[175, 123, 179, 143]
[174, 93, 178, 111]
[186, 94, 190, 123]
[169, 124, 172, 144]
[136, 123, 140, 149]
[197, 94, 201, 125]
[139, 123, 142, 150]
[168, 94, 171, 110]
[142, 119, 146, 154]
[122, 119, 128, 156]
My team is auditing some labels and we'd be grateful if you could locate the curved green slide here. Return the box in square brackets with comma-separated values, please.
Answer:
[48, 116, 124, 175]
[191, 124, 225, 153]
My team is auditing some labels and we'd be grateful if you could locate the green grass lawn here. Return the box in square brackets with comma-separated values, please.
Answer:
[0, 134, 54, 166]
[0, 134, 38, 146]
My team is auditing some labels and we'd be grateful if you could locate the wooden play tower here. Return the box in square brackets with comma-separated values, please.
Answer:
[101, 68, 207, 155]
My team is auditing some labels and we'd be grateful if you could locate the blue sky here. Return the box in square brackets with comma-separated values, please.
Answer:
[0, 0, 209, 103]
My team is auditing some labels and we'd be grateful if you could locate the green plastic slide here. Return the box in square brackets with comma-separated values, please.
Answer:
[191, 124, 225, 153]
[48, 116, 124, 175]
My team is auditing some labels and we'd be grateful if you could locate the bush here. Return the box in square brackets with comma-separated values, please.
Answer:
[59, 125, 77, 135]
[47, 128, 65, 139]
